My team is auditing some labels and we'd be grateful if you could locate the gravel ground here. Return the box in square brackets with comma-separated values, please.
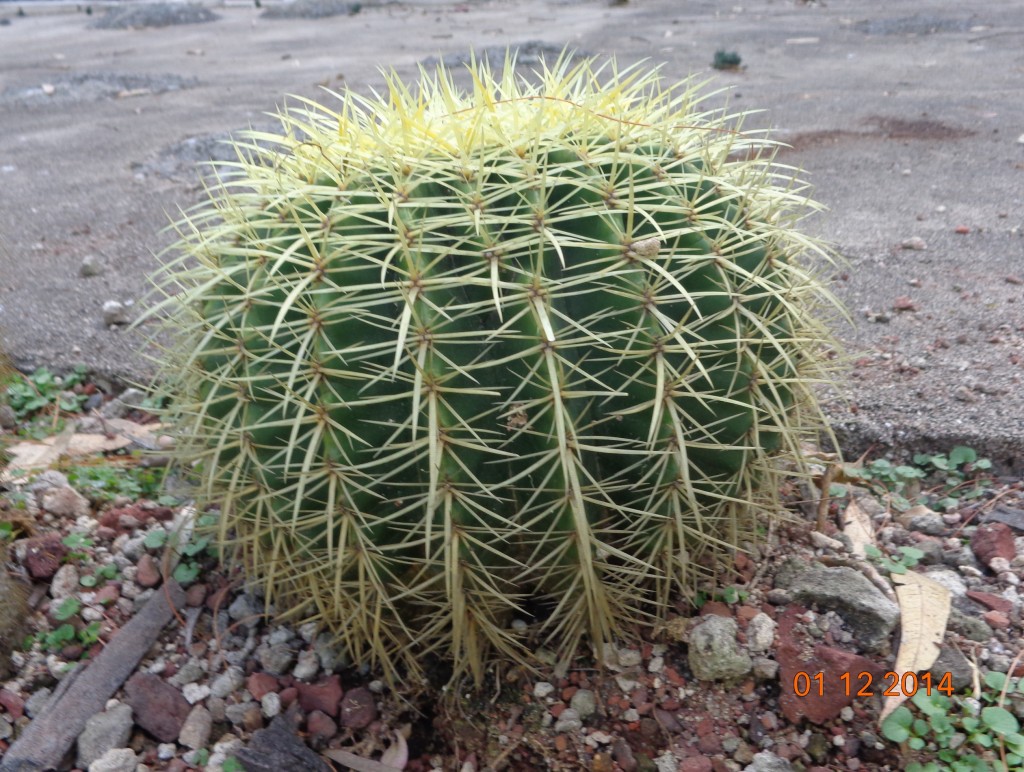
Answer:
[2, 387, 1024, 771]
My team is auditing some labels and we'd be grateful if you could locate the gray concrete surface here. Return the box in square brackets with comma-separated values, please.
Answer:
[1, 0, 1022, 469]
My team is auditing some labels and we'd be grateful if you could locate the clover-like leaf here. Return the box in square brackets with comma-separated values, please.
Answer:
[982, 706, 1019, 736]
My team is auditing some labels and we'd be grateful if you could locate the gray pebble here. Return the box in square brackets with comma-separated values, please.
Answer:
[256, 643, 296, 676]
[261, 691, 282, 718]
[292, 649, 320, 681]
[569, 689, 597, 720]
[224, 701, 258, 727]
[533, 681, 555, 699]
[87, 748, 137, 772]
[101, 300, 129, 327]
[24, 687, 53, 718]
[79, 255, 104, 278]
[553, 707, 582, 733]
[209, 665, 245, 699]
[76, 702, 133, 768]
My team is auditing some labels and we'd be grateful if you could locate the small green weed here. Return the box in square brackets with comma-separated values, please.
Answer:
[882, 672, 1024, 771]
[712, 50, 742, 70]
[142, 513, 217, 586]
[864, 544, 925, 575]
[64, 463, 170, 504]
[2, 365, 88, 420]
[694, 585, 749, 608]
[833, 446, 993, 513]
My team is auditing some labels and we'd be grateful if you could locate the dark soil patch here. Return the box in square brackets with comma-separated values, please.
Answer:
[866, 115, 975, 141]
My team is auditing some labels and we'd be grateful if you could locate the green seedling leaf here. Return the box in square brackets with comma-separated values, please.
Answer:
[981, 706, 1019, 735]
[173, 562, 199, 585]
[53, 597, 82, 621]
[79, 575, 97, 588]
[948, 447, 977, 468]
[984, 670, 1007, 692]
[882, 706, 914, 742]
[144, 530, 168, 549]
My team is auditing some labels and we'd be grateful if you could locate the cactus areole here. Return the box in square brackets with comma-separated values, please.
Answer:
[148, 55, 837, 684]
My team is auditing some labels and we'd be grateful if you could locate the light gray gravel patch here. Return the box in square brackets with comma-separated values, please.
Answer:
[260, 0, 363, 20]
[132, 125, 281, 185]
[421, 40, 586, 69]
[1, 73, 198, 108]
[89, 3, 220, 30]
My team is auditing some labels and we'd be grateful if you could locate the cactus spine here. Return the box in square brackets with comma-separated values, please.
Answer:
[147, 55, 838, 684]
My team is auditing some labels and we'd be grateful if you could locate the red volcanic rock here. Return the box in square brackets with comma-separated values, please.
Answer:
[22, 533, 67, 580]
[296, 675, 342, 717]
[971, 522, 1015, 567]
[776, 606, 886, 725]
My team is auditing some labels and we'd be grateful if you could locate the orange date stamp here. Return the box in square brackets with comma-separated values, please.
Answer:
[791, 671, 955, 699]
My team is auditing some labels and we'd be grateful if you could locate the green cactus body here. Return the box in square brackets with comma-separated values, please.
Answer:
[149, 56, 837, 683]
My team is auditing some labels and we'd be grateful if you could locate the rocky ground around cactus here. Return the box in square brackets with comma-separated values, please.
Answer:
[2, 386, 1024, 772]
[1, 0, 1022, 473]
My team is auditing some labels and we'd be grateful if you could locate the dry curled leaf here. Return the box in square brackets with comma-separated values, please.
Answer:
[323, 732, 408, 771]
[841, 498, 875, 558]
[878, 571, 951, 725]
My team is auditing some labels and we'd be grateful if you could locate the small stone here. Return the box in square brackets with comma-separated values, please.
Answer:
[135, 554, 162, 588]
[900, 237, 927, 250]
[243, 704, 264, 732]
[261, 691, 282, 718]
[752, 657, 779, 681]
[745, 750, 793, 771]
[534, 681, 556, 699]
[227, 593, 260, 622]
[184, 583, 208, 607]
[156, 743, 177, 761]
[292, 649, 320, 681]
[647, 655, 664, 673]
[954, 225, 971, 235]
[983, 610, 1011, 629]
[88, 748, 137, 772]
[339, 685, 377, 729]
[612, 738, 638, 772]
[554, 707, 582, 733]
[746, 613, 776, 653]
[209, 666, 246, 699]
[224, 700, 259, 727]
[50, 563, 80, 600]
[24, 687, 53, 718]
[77, 702, 134, 768]
[972, 523, 1016, 567]
[124, 672, 191, 743]
[306, 709, 337, 745]
[267, 627, 295, 646]
[169, 658, 206, 687]
[297, 674, 343, 717]
[688, 616, 752, 681]
[570, 689, 597, 720]
[247, 672, 279, 700]
[617, 647, 642, 668]
[101, 300, 129, 326]
[79, 255, 104, 278]
[257, 642, 296, 676]
[41, 486, 90, 518]
[0, 689, 26, 719]
[181, 682, 210, 704]
[0, 404, 16, 429]
[178, 705, 213, 749]
[892, 295, 917, 312]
